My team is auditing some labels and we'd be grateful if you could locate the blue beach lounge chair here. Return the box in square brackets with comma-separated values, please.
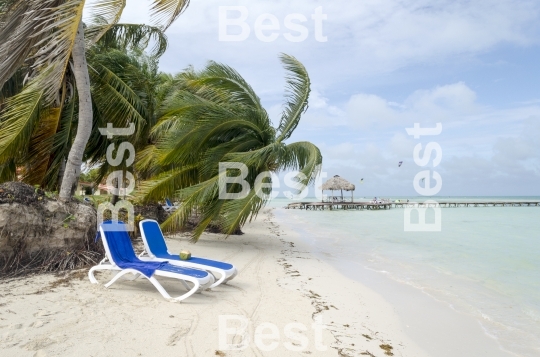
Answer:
[138, 219, 238, 288]
[162, 198, 178, 212]
[88, 221, 215, 302]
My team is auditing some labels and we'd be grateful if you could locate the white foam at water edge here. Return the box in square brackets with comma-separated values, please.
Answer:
[478, 321, 522, 357]
[480, 312, 493, 322]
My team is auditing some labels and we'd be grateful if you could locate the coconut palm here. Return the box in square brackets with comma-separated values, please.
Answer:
[84, 44, 169, 203]
[0, 0, 190, 200]
[138, 54, 323, 240]
[0, 23, 168, 191]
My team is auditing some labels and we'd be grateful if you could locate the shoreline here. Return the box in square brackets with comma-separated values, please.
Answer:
[0, 208, 433, 356]
[272, 206, 518, 357]
[262, 209, 430, 357]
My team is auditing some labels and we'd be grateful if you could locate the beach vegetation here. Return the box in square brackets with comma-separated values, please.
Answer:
[137, 54, 322, 240]
[0, 0, 190, 201]
[0, 3, 322, 243]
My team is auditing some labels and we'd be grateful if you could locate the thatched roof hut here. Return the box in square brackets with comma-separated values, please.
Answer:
[320, 175, 355, 191]
[319, 175, 355, 202]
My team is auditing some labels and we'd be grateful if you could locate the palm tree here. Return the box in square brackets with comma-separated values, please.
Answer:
[0, 0, 190, 201]
[84, 43, 168, 202]
[0, 23, 168, 191]
[138, 54, 323, 240]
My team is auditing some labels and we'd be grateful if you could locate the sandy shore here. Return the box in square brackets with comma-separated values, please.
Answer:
[0, 209, 429, 357]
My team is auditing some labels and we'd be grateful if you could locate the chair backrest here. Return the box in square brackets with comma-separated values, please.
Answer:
[99, 221, 139, 265]
[139, 219, 171, 258]
[165, 198, 173, 206]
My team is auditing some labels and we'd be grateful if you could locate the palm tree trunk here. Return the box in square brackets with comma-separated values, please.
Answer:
[111, 175, 120, 205]
[57, 157, 65, 190]
[59, 21, 93, 201]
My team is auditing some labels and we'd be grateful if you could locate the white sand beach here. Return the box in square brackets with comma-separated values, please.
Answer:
[0, 209, 429, 357]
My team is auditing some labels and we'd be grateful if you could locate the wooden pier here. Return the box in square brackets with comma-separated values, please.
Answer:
[285, 201, 540, 210]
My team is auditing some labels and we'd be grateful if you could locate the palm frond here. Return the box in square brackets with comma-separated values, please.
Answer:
[0, 69, 24, 106]
[160, 175, 220, 234]
[0, 1, 53, 87]
[136, 164, 197, 203]
[21, 106, 63, 185]
[85, 0, 127, 44]
[135, 144, 163, 179]
[224, 142, 283, 170]
[190, 198, 225, 240]
[198, 137, 262, 179]
[219, 189, 265, 236]
[43, 92, 78, 189]
[0, 159, 16, 183]
[276, 53, 310, 142]
[280, 141, 322, 187]
[190, 61, 263, 109]
[30, 0, 86, 102]
[90, 62, 147, 136]
[0, 82, 44, 163]
[91, 23, 168, 57]
[150, 0, 190, 30]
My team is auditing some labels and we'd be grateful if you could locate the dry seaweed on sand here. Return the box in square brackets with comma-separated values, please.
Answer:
[379, 344, 394, 356]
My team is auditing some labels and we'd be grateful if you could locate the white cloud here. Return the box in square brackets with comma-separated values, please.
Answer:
[116, 0, 540, 89]
[111, 1, 540, 195]
[297, 89, 347, 129]
[389, 132, 415, 157]
[309, 90, 328, 109]
[306, 84, 540, 195]
[404, 82, 477, 114]
[345, 82, 481, 128]
[492, 118, 540, 174]
[347, 93, 398, 127]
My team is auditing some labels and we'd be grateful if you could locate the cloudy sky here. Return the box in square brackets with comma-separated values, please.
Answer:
[118, 0, 540, 197]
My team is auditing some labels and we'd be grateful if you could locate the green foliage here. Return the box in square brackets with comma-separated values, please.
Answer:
[138, 54, 322, 240]
[84, 45, 167, 184]
[79, 168, 100, 183]
[0, 23, 167, 190]
[0, 0, 190, 198]
[0, 4, 321, 241]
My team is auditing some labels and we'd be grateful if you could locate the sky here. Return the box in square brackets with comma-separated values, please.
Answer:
[116, 0, 540, 197]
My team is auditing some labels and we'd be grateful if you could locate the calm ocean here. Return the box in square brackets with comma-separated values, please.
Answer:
[269, 197, 540, 357]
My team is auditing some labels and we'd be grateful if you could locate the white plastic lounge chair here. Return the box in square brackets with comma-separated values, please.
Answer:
[138, 219, 237, 288]
[162, 198, 178, 212]
[89, 221, 215, 302]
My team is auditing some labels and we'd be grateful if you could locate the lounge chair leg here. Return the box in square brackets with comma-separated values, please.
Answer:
[180, 280, 190, 290]
[223, 269, 238, 284]
[173, 280, 200, 302]
[104, 269, 139, 288]
[88, 264, 116, 284]
[88, 266, 99, 284]
[147, 277, 173, 300]
[209, 272, 227, 288]
[148, 276, 200, 302]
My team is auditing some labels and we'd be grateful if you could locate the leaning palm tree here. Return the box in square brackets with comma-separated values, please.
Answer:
[0, 0, 190, 201]
[138, 54, 323, 240]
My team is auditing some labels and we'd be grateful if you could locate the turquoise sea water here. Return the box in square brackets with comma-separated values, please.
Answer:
[269, 197, 540, 357]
